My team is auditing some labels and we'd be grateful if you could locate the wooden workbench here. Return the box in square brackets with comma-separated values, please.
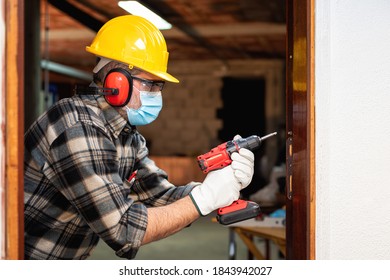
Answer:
[216, 218, 286, 260]
[231, 225, 286, 259]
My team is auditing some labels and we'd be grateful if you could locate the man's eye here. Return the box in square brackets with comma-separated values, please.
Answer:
[142, 81, 153, 87]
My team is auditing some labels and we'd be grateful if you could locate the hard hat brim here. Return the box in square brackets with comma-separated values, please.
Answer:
[148, 69, 179, 83]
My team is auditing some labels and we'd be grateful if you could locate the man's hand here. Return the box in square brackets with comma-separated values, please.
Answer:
[189, 147, 254, 216]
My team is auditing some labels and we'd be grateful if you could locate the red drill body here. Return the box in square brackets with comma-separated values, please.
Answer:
[197, 132, 277, 225]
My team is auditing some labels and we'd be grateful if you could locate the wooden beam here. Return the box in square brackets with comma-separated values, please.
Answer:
[48, 0, 104, 32]
[5, 0, 24, 260]
[46, 22, 286, 41]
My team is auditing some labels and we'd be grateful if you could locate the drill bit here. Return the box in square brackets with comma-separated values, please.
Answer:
[260, 132, 277, 141]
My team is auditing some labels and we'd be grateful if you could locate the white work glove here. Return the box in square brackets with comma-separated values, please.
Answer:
[231, 134, 255, 188]
[230, 148, 254, 187]
[190, 136, 254, 216]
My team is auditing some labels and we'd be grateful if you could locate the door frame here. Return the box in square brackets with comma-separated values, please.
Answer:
[2, 0, 316, 260]
[3, 0, 25, 260]
[286, 0, 315, 259]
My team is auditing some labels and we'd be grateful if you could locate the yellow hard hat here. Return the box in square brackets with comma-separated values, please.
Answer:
[86, 15, 179, 83]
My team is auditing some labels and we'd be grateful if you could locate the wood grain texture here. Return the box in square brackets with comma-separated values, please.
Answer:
[286, 0, 315, 260]
[5, 0, 24, 260]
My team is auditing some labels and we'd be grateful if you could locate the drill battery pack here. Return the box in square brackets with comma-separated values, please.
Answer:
[216, 199, 261, 225]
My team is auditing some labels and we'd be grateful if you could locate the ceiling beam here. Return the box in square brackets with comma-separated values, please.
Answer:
[165, 22, 286, 38]
[48, 0, 104, 32]
[46, 22, 286, 41]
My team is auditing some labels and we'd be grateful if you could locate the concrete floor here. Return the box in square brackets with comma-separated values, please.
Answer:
[88, 212, 254, 260]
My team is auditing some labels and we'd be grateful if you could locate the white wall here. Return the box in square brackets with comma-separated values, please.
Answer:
[316, 0, 390, 259]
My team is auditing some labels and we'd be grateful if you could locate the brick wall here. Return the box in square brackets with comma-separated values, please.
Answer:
[150, 156, 206, 185]
[139, 74, 223, 156]
[138, 59, 285, 165]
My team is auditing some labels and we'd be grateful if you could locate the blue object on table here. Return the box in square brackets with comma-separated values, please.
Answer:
[269, 208, 286, 218]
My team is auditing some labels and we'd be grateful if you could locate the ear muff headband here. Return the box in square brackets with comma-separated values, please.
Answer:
[103, 68, 133, 107]
[74, 86, 119, 95]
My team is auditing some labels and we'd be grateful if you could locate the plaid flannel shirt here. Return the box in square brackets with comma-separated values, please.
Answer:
[24, 94, 197, 260]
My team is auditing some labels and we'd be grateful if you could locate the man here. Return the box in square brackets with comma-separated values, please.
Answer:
[24, 15, 254, 260]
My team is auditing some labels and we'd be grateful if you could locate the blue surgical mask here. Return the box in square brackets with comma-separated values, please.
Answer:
[126, 91, 163, 126]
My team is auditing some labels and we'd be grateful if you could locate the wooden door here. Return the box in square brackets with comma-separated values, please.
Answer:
[285, 0, 315, 259]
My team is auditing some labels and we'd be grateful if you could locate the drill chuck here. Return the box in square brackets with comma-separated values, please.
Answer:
[226, 132, 277, 155]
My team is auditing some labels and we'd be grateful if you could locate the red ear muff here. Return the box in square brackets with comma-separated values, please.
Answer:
[103, 68, 133, 107]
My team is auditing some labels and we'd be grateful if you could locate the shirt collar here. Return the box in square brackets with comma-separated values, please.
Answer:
[95, 95, 130, 138]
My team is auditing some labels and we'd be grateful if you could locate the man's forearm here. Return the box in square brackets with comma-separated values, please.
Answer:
[142, 195, 199, 245]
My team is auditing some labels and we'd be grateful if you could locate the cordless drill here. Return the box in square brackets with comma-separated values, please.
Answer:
[197, 132, 277, 225]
